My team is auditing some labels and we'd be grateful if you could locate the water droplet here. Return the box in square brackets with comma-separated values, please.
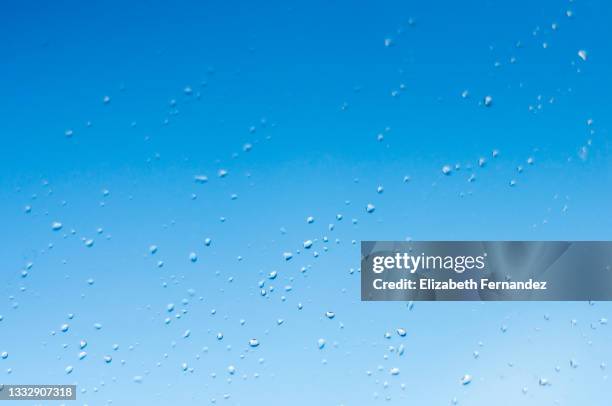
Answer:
[442, 165, 452, 175]
[483, 95, 493, 107]
[460, 374, 472, 385]
[578, 49, 588, 61]
[194, 175, 209, 184]
[0, 352, 8, 359]
[396, 328, 407, 337]
[303, 240, 313, 249]
[317, 338, 326, 349]
[60, 323, 69, 333]
[390, 367, 400, 376]
[248, 338, 259, 348]
[366, 203, 376, 213]
[52, 222, 63, 231]
[189, 252, 198, 262]
[65, 366, 73, 374]
[325, 311, 335, 319]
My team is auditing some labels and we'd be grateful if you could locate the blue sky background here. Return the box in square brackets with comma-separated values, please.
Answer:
[1, 0, 611, 404]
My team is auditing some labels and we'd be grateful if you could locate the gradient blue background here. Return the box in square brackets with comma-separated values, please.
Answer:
[1, 0, 611, 404]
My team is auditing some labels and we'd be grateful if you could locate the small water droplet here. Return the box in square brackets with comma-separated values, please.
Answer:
[460, 374, 472, 385]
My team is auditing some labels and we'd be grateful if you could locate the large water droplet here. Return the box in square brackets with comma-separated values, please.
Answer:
[248, 338, 260, 348]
